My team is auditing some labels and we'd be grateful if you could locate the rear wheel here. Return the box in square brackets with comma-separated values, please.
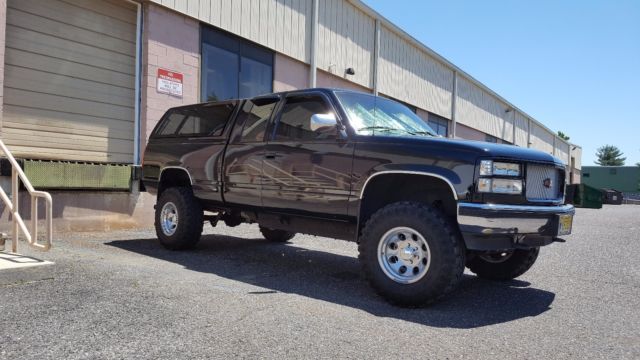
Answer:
[155, 187, 203, 250]
[467, 248, 540, 280]
[358, 202, 465, 307]
[259, 226, 295, 243]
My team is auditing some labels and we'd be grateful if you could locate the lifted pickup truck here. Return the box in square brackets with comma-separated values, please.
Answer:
[142, 88, 574, 306]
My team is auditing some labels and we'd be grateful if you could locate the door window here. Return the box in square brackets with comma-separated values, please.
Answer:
[235, 97, 279, 143]
[274, 95, 335, 141]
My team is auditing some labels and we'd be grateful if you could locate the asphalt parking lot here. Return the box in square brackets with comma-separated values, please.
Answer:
[1, 205, 639, 359]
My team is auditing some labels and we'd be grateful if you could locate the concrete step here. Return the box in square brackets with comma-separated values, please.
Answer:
[0, 252, 55, 286]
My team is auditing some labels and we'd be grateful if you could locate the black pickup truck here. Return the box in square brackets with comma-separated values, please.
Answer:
[142, 88, 574, 306]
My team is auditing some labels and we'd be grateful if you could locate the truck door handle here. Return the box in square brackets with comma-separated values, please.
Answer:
[264, 153, 278, 159]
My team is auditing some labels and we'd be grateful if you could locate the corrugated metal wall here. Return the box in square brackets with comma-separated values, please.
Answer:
[455, 77, 514, 142]
[152, 0, 312, 63]
[530, 123, 555, 155]
[514, 111, 529, 147]
[317, 0, 374, 89]
[378, 26, 453, 119]
[3, 0, 136, 163]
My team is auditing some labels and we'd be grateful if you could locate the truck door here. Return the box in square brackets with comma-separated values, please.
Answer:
[222, 96, 279, 207]
[261, 92, 354, 218]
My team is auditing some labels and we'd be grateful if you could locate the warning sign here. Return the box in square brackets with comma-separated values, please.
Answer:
[157, 68, 183, 97]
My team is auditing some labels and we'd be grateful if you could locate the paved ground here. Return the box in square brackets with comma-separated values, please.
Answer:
[1, 205, 639, 359]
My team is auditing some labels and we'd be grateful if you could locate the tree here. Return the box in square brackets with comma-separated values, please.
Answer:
[557, 131, 570, 141]
[595, 145, 626, 166]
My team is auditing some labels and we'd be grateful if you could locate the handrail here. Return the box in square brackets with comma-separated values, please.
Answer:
[0, 140, 52, 252]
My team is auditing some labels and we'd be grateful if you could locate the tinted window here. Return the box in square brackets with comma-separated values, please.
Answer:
[157, 104, 235, 137]
[485, 134, 498, 143]
[274, 95, 333, 141]
[427, 113, 449, 137]
[156, 112, 184, 136]
[236, 98, 278, 142]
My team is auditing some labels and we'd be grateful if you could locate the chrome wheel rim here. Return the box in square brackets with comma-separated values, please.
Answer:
[377, 227, 431, 284]
[160, 202, 179, 236]
[479, 251, 514, 263]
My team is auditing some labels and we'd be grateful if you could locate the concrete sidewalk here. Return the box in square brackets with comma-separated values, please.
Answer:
[0, 251, 55, 286]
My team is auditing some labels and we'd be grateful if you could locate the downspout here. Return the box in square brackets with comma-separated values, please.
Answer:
[372, 19, 380, 95]
[527, 118, 532, 148]
[125, 0, 142, 165]
[450, 70, 457, 138]
[309, 0, 319, 87]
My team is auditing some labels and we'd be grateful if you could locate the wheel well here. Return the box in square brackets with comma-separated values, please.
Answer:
[358, 173, 458, 236]
[158, 168, 192, 196]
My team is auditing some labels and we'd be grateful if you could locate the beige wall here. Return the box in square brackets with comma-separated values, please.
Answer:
[317, 69, 371, 92]
[378, 26, 453, 119]
[0, 0, 5, 132]
[317, 0, 375, 89]
[140, 3, 200, 150]
[273, 53, 309, 92]
[455, 123, 487, 142]
[150, 0, 312, 63]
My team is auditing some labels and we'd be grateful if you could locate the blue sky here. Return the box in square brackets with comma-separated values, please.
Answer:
[363, 0, 640, 166]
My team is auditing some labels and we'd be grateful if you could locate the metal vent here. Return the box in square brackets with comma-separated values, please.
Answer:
[526, 164, 561, 201]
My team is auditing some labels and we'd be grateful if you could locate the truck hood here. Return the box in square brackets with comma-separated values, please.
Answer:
[367, 135, 564, 165]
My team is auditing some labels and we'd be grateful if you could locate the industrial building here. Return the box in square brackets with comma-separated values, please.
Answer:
[0, 0, 582, 230]
[582, 166, 640, 194]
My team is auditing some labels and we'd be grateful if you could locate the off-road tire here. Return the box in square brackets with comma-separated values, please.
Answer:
[259, 226, 295, 243]
[358, 202, 465, 307]
[155, 187, 203, 250]
[467, 248, 540, 280]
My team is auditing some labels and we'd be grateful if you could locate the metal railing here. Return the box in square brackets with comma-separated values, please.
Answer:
[0, 140, 52, 252]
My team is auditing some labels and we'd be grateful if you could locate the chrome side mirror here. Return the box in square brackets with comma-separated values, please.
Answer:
[310, 113, 337, 132]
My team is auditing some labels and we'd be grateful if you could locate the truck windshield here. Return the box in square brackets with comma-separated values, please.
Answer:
[335, 91, 437, 137]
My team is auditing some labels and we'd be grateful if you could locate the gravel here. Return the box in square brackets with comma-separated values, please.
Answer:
[1, 205, 638, 359]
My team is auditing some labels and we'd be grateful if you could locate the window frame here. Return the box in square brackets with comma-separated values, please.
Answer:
[268, 91, 340, 143]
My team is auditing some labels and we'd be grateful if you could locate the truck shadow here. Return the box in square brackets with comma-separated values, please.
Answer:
[106, 234, 555, 329]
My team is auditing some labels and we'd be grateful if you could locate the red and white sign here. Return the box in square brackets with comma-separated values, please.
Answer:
[157, 68, 183, 97]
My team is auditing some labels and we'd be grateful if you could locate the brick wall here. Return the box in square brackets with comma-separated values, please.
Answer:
[140, 3, 200, 152]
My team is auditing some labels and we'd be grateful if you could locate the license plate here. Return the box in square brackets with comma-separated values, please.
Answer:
[558, 214, 573, 236]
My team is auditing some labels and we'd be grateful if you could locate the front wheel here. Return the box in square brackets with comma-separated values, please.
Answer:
[358, 202, 465, 307]
[467, 248, 540, 280]
[155, 187, 203, 250]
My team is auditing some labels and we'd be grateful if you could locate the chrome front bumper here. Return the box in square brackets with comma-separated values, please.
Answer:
[457, 202, 575, 250]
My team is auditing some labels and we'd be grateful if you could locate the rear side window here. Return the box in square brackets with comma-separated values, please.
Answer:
[274, 95, 333, 141]
[155, 103, 236, 137]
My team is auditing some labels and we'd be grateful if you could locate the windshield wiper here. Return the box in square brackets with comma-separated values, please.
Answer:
[357, 126, 402, 133]
[408, 130, 436, 137]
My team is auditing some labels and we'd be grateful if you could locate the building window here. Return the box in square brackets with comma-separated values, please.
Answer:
[427, 113, 449, 137]
[485, 134, 498, 143]
[201, 26, 273, 102]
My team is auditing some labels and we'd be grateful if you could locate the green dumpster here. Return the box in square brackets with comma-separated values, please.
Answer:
[566, 184, 603, 209]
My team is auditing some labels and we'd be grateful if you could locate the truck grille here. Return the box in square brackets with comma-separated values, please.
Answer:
[526, 164, 562, 201]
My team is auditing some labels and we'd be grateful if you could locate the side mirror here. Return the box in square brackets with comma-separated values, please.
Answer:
[310, 113, 337, 132]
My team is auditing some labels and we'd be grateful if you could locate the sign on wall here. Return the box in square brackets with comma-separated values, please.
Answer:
[157, 68, 183, 97]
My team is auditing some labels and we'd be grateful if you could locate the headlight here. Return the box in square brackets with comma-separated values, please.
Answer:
[477, 178, 523, 194]
[479, 160, 520, 177]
